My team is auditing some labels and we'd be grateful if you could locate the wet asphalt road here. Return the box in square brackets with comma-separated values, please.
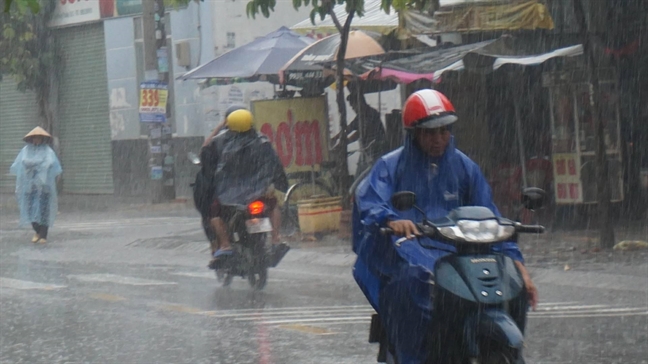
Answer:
[1, 212, 646, 364]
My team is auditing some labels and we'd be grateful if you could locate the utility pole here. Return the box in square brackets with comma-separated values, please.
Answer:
[573, 0, 615, 249]
[142, 0, 175, 203]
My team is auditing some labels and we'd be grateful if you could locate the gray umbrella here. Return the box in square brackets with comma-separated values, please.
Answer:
[179, 27, 313, 83]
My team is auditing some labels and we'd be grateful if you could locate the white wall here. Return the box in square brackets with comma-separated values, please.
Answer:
[210, 0, 311, 56]
[171, 1, 215, 137]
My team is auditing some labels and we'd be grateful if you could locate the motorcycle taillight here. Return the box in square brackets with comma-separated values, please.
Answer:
[248, 200, 265, 215]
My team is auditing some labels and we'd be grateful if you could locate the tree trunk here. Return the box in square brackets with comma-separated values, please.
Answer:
[329, 8, 355, 205]
[573, 0, 615, 249]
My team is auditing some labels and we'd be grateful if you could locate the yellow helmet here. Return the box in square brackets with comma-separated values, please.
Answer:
[226, 109, 254, 133]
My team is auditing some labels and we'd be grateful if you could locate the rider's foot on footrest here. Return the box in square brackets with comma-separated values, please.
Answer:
[269, 243, 290, 268]
[208, 249, 233, 270]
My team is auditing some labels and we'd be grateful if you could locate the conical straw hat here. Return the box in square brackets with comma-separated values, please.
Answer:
[23, 126, 52, 141]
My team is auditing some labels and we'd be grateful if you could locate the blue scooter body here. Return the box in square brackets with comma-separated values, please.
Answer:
[370, 249, 528, 363]
[434, 253, 527, 359]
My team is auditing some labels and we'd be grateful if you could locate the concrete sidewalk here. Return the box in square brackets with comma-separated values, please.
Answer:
[0, 193, 197, 220]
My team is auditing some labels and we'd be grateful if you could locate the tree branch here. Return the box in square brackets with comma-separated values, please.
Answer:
[324, 0, 344, 33]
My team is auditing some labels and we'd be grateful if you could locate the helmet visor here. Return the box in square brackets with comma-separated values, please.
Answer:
[414, 113, 458, 129]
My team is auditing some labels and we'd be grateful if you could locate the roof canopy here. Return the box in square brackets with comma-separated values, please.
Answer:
[360, 36, 583, 84]
[291, 0, 399, 36]
[291, 0, 554, 36]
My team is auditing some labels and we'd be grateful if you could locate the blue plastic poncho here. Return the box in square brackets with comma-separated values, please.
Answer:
[352, 134, 523, 364]
[10, 144, 62, 227]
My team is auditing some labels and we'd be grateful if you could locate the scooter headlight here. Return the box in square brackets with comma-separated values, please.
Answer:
[438, 219, 515, 243]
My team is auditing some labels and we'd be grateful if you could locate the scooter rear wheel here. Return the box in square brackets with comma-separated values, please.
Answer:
[222, 273, 234, 287]
[247, 267, 268, 290]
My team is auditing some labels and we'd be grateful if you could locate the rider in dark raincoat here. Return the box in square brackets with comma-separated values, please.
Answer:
[201, 109, 289, 269]
[351, 89, 538, 364]
[195, 105, 248, 251]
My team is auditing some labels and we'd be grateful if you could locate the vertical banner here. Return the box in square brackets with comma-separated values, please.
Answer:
[552, 153, 582, 204]
[139, 81, 168, 123]
[251, 97, 329, 175]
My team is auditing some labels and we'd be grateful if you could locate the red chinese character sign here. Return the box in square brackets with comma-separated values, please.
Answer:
[552, 153, 583, 204]
[251, 97, 329, 175]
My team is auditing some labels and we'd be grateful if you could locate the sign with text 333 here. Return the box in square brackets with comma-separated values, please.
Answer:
[139, 81, 168, 123]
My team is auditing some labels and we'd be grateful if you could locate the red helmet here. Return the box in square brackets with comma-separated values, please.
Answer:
[402, 89, 458, 129]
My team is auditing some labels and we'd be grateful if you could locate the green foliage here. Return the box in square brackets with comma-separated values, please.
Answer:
[1, 0, 58, 129]
[0, 0, 56, 89]
[164, 0, 203, 11]
[3, 0, 40, 14]
[246, 0, 431, 22]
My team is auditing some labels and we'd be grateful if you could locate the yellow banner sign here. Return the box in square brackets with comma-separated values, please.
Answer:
[251, 97, 329, 174]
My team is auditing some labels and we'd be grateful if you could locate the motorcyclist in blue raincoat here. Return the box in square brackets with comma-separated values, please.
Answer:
[10, 127, 62, 244]
[352, 89, 538, 364]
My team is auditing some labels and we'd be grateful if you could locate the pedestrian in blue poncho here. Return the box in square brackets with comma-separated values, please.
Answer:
[352, 89, 538, 364]
[10, 127, 62, 244]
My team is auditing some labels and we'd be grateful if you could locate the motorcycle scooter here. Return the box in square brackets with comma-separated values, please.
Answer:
[188, 152, 287, 290]
[367, 188, 546, 364]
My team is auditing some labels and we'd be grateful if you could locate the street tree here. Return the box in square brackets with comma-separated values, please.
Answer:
[572, 0, 616, 249]
[245, 0, 431, 198]
[1, 0, 58, 132]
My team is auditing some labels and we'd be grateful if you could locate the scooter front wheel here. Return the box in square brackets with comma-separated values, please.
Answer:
[477, 344, 516, 364]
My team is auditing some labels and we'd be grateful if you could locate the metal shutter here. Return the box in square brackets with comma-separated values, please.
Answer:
[0, 77, 39, 193]
[57, 24, 114, 194]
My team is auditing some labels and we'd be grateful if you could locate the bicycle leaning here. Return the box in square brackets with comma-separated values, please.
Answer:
[281, 146, 375, 233]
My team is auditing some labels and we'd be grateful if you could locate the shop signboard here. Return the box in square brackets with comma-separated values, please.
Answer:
[49, 0, 144, 28]
[49, 0, 101, 27]
[251, 97, 329, 175]
[139, 81, 168, 123]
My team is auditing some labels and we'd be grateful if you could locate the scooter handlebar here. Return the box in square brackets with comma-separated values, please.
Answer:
[379, 224, 433, 236]
[380, 223, 545, 236]
[515, 224, 545, 234]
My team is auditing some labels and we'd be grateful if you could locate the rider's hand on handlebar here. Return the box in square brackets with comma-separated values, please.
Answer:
[387, 220, 421, 239]
[524, 278, 539, 311]
[514, 261, 539, 311]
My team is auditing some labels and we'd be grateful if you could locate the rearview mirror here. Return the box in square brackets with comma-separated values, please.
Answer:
[187, 152, 200, 165]
[521, 187, 547, 211]
[391, 191, 417, 211]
